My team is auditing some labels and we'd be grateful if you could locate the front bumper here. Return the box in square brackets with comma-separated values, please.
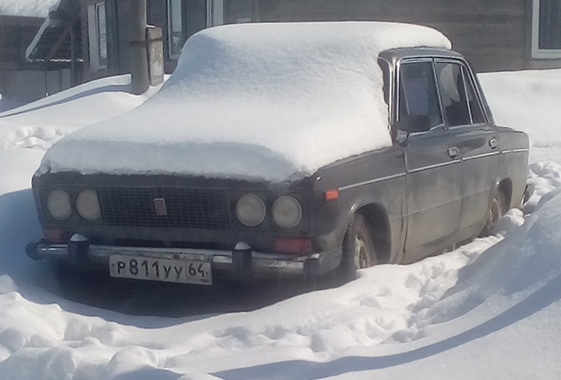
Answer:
[26, 237, 342, 281]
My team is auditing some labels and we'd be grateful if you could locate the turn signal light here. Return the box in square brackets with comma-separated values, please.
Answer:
[325, 189, 339, 201]
[275, 237, 312, 255]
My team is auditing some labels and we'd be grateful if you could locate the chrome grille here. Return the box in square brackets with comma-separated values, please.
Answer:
[98, 187, 230, 230]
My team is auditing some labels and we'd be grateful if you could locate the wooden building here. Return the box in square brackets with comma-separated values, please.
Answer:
[0, 11, 71, 104]
[255, 0, 561, 72]
[25, 0, 561, 95]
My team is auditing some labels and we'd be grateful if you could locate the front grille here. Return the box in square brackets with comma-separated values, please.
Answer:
[98, 187, 230, 230]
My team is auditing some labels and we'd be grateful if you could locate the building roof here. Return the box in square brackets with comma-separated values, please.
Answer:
[25, 0, 81, 62]
[0, 0, 59, 18]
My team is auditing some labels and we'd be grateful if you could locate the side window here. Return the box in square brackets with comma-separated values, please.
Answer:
[398, 62, 443, 133]
[87, 2, 108, 72]
[462, 66, 486, 124]
[435, 62, 471, 127]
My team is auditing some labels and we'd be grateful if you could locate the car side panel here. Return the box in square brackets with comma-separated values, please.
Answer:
[312, 145, 407, 264]
[453, 124, 500, 240]
[497, 129, 530, 208]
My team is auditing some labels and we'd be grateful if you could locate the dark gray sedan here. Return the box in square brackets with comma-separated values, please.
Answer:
[26, 23, 529, 286]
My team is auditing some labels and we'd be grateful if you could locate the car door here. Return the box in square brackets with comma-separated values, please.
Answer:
[397, 59, 463, 263]
[434, 60, 500, 240]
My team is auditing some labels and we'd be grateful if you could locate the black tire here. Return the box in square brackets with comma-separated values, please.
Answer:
[336, 213, 377, 283]
[480, 191, 507, 236]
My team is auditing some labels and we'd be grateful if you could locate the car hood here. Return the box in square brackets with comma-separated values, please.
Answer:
[39, 22, 451, 182]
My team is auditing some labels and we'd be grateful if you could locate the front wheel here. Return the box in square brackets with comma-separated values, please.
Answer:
[336, 213, 377, 283]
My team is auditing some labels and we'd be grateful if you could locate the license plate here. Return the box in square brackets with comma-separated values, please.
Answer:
[109, 255, 212, 285]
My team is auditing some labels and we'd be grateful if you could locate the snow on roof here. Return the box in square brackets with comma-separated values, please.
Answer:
[42, 22, 451, 182]
[0, 0, 58, 17]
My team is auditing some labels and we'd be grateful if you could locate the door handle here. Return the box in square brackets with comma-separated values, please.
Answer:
[448, 147, 459, 158]
[489, 138, 499, 149]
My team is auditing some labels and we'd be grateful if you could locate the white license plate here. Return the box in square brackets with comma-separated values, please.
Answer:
[109, 255, 212, 285]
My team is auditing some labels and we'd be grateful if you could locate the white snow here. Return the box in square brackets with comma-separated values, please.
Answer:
[41, 22, 451, 182]
[1, 47, 561, 379]
[479, 69, 561, 163]
[0, 0, 58, 17]
[0, 74, 163, 150]
[0, 95, 23, 114]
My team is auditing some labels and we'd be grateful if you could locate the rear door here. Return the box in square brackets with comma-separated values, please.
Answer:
[434, 60, 499, 240]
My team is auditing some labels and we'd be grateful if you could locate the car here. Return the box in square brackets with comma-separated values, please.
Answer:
[26, 22, 530, 286]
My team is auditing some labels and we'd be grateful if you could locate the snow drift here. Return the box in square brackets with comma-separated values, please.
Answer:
[40, 22, 451, 182]
[0, 75, 162, 150]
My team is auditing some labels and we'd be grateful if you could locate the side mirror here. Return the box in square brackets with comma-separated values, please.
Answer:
[394, 115, 431, 134]
[395, 130, 409, 147]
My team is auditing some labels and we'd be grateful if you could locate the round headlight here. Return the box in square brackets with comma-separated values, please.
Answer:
[272, 196, 302, 229]
[236, 194, 266, 227]
[76, 189, 101, 221]
[47, 190, 72, 220]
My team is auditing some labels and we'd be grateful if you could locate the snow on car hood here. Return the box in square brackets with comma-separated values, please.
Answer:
[40, 22, 451, 182]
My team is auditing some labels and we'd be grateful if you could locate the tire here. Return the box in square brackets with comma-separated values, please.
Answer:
[480, 191, 507, 236]
[336, 213, 377, 283]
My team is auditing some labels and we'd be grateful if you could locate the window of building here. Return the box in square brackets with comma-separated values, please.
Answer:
[532, 0, 561, 59]
[87, 2, 108, 72]
[168, 0, 224, 58]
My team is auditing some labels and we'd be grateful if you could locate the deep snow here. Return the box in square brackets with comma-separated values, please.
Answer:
[0, 74, 163, 150]
[0, 67, 560, 379]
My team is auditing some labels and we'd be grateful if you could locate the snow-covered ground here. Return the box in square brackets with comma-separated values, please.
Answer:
[0, 74, 162, 150]
[0, 69, 560, 379]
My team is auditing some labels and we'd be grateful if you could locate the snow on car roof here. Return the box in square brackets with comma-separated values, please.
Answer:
[41, 22, 451, 182]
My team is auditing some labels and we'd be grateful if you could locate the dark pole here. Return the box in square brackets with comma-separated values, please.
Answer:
[129, 0, 149, 95]
[70, 21, 76, 86]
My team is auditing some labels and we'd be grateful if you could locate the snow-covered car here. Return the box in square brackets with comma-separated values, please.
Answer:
[26, 22, 529, 286]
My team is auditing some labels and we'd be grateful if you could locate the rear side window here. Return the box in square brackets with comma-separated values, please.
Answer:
[462, 66, 486, 124]
[435, 62, 471, 127]
[398, 62, 443, 133]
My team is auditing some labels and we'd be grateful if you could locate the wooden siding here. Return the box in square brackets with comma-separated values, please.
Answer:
[257, 0, 548, 72]
[0, 16, 44, 70]
[225, 0, 255, 23]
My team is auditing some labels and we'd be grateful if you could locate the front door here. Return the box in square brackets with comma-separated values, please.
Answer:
[397, 60, 463, 262]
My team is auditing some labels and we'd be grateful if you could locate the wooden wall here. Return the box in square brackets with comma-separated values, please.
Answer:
[257, 0, 561, 72]
[0, 16, 44, 70]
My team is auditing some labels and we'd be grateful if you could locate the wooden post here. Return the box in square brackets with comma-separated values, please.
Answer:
[129, 0, 149, 95]
[70, 21, 76, 86]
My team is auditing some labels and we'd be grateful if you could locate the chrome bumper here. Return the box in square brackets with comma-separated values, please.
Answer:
[26, 238, 341, 280]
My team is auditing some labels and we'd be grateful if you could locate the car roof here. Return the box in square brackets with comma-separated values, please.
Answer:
[379, 47, 465, 64]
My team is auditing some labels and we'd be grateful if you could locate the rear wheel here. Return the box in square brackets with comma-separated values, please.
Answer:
[480, 191, 507, 236]
[336, 213, 377, 283]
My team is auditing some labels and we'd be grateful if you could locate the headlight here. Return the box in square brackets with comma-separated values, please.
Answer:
[272, 196, 302, 229]
[76, 189, 101, 221]
[47, 190, 72, 220]
[236, 194, 266, 227]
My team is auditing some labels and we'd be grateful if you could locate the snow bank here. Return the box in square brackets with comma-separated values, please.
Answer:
[0, 95, 23, 114]
[41, 22, 451, 182]
[479, 69, 561, 163]
[0, 75, 162, 150]
[0, 0, 58, 17]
